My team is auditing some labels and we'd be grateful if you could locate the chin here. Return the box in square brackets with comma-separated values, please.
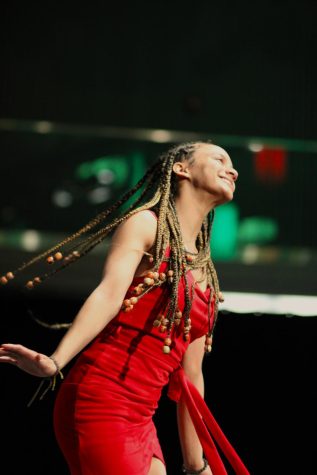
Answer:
[216, 191, 234, 206]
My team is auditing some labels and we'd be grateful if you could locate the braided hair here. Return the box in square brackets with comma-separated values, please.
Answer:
[1, 142, 221, 351]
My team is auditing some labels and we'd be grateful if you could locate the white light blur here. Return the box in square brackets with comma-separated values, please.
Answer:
[88, 187, 111, 204]
[34, 121, 53, 134]
[241, 244, 260, 264]
[97, 169, 115, 185]
[52, 190, 73, 208]
[149, 130, 173, 143]
[221, 292, 317, 317]
[248, 142, 264, 152]
[21, 230, 41, 251]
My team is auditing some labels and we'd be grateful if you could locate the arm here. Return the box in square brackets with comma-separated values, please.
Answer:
[177, 335, 212, 474]
[0, 210, 157, 377]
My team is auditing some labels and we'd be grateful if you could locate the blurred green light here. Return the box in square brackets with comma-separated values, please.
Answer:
[211, 203, 239, 260]
[238, 217, 278, 244]
[76, 156, 129, 187]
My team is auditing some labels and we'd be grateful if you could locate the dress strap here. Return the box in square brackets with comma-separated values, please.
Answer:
[168, 367, 250, 475]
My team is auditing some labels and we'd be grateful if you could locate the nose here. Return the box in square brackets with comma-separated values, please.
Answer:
[228, 167, 238, 181]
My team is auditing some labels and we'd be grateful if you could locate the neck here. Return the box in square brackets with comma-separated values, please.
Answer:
[174, 189, 215, 251]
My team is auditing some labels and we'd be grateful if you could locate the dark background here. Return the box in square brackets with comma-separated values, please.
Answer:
[1, 1, 316, 139]
[1, 2, 316, 474]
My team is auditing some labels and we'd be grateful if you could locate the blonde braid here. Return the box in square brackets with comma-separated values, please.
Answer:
[1, 141, 222, 353]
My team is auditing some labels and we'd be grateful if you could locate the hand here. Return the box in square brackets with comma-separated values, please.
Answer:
[0, 343, 57, 378]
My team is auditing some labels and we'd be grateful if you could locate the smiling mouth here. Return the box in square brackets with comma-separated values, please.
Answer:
[221, 177, 235, 191]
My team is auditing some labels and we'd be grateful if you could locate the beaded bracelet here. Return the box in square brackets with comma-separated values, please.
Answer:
[182, 457, 208, 474]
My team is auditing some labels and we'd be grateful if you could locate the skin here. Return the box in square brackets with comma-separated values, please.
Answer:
[0, 143, 238, 475]
[172, 143, 237, 474]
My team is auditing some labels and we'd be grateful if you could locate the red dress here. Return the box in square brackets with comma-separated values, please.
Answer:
[53, 247, 249, 475]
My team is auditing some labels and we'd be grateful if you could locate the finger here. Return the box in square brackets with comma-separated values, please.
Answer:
[0, 344, 38, 358]
[1, 343, 28, 351]
[0, 348, 22, 359]
[0, 356, 18, 364]
[0, 350, 17, 358]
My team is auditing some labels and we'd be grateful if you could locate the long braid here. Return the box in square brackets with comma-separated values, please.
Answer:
[7, 160, 162, 278]
[1, 141, 222, 353]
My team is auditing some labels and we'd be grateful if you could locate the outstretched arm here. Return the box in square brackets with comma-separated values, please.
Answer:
[0, 210, 157, 377]
[177, 335, 212, 474]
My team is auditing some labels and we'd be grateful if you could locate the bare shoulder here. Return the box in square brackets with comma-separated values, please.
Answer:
[128, 209, 157, 224]
[113, 209, 157, 251]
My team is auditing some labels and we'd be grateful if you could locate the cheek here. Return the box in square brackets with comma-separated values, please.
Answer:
[192, 168, 209, 187]
[193, 173, 216, 191]
[191, 163, 218, 188]
[201, 166, 218, 186]
[200, 163, 214, 179]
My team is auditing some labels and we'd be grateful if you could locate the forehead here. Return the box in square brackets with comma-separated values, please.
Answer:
[194, 143, 233, 166]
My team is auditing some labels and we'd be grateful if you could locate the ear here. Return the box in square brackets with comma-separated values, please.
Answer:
[172, 161, 191, 180]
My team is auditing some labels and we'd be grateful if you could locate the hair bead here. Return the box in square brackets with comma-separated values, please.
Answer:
[54, 252, 63, 261]
[205, 336, 212, 345]
[1, 142, 221, 350]
[123, 305, 134, 312]
[133, 286, 143, 296]
[26, 280, 34, 289]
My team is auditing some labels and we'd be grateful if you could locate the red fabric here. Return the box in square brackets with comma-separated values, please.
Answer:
[53, 246, 249, 474]
[169, 368, 250, 475]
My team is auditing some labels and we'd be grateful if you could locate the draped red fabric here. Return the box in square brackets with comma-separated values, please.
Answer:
[168, 367, 250, 475]
[53, 214, 250, 473]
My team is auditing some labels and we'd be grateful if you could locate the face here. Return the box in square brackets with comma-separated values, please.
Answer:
[176, 143, 238, 205]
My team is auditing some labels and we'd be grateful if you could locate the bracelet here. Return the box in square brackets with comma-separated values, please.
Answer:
[49, 355, 63, 377]
[27, 355, 64, 408]
[182, 457, 208, 474]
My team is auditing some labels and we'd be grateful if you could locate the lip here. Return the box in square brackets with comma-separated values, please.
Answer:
[220, 177, 235, 191]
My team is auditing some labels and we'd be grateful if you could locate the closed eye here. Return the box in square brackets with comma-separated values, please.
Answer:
[215, 154, 234, 168]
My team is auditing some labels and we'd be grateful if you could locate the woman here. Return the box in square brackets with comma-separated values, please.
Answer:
[0, 142, 249, 475]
